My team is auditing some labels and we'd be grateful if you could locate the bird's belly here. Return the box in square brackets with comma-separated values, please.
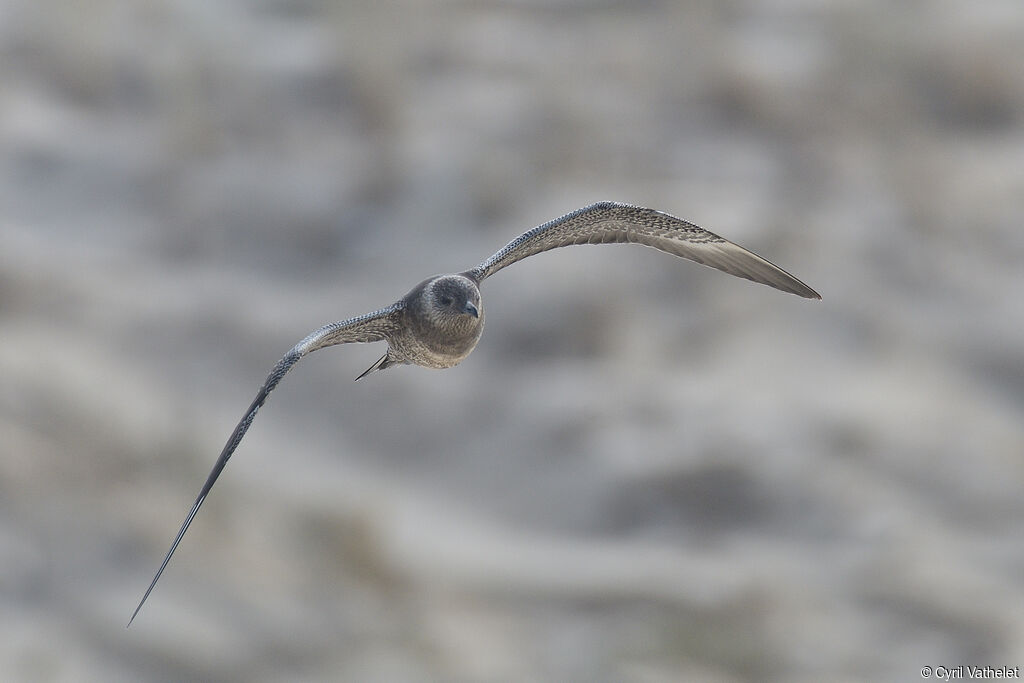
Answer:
[404, 340, 473, 368]
[419, 350, 468, 369]
[394, 325, 482, 369]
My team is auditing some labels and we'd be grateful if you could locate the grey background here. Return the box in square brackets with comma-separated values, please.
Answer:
[2, 1, 1023, 681]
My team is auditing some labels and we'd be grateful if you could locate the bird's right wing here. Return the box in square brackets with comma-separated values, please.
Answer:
[128, 302, 404, 626]
[465, 202, 819, 299]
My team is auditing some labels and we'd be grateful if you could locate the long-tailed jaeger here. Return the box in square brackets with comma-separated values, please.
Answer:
[129, 201, 819, 625]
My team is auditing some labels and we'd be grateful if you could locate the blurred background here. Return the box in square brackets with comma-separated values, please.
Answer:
[2, 1, 1023, 681]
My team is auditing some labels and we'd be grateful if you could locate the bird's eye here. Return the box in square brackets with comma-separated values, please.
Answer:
[440, 295, 453, 306]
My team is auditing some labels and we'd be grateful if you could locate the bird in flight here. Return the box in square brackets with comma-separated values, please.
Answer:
[129, 201, 819, 625]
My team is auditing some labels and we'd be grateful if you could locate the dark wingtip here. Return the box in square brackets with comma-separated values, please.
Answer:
[795, 283, 822, 300]
[800, 282, 822, 300]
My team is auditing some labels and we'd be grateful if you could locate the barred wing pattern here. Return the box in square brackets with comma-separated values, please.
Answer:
[466, 202, 820, 299]
[129, 304, 404, 625]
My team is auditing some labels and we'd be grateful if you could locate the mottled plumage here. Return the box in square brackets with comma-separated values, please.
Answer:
[129, 202, 819, 625]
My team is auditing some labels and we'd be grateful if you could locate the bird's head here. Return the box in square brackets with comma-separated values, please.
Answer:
[427, 275, 482, 322]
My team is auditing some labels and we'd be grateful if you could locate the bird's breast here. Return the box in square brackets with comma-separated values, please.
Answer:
[398, 311, 484, 369]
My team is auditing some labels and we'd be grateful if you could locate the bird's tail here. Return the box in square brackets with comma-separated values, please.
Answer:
[355, 352, 395, 381]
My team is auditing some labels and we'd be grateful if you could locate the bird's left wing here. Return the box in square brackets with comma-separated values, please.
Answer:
[464, 202, 820, 299]
[128, 303, 404, 626]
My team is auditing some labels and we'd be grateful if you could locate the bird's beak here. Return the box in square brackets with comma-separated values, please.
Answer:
[463, 301, 479, 318]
